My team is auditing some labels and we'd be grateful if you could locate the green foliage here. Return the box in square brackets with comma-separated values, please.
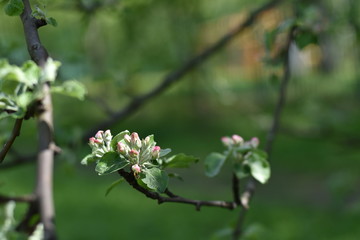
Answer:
[32, 6, 58, 27]
[0, 58, 86, 119]
[204, 136, 271, 184]
[3, 0, 23, 16]
[105, 178, 124, 196]
[140, 168, 168, 193]
[51, 80, 87, 100]
[204, 152, 226, 177]
[162, 153, 198, 168]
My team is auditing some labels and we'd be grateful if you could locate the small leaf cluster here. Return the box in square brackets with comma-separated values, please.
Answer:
[204, 135, 270, 184]
[82, 130, 198, 193]
[0, 58, 86, 119]
[2, 0, 57, 27]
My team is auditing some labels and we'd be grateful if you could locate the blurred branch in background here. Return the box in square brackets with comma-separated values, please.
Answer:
[232, 25, 297, 239]
[83, 0, 283, 140]
[0, 194, 35, 204]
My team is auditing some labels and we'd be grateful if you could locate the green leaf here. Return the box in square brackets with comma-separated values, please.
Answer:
[245, 151, 270, 184]
[159, 148, 171, 157]
[163, 153, 198, 168]
[95, 152, 129, 175]
[141, 168, 168, 193]
[110, 130, 130, 151]
[81, 154, 97, 165]
[168, 173, 183, 181]
[51, 80, 87, 100]
[105, 178, 124, 196]
[204, 152, 226, 177]
[21, 60, 41, 87]
[4, 0, 24, 16]
[46, 17, 57, 27]
[295, 30, 318, 49]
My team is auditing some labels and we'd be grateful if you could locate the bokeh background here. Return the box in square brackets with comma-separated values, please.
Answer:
[1, 0, 360, 239]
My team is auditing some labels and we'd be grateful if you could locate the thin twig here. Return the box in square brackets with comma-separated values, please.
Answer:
[18, 1, 57, 239]
[232, 174, 241, 205]
[0, 118, 23, 164]
[118, 170, 238, 211]
[0, 194, 36, 204]
[84, 0, 282, 140]
[232, 26, 297, 240]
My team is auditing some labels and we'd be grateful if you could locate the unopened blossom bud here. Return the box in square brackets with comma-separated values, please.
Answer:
[131, 164, 141, 174]
[131, 132, 142, 148]
[117, 142, 127, 154]
[144, 136, 150, 145]
[129, 149, 139, 157]
[152, 146, 161, 159]
[221, 136, 233, 147]
[104, 130, 112, 142]
[124, 134, 131, 143]
[232, 135, 244, 145]
[89, 137, 97, 147]
[250, 137, 259, 148]
[95, 130, 104, 139]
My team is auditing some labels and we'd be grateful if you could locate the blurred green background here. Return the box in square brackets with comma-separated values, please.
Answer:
[1, 0, 360, 239]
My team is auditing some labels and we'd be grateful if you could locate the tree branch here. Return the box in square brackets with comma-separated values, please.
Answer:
[84, 0, 282, 140]
[232, 25, 297, 240]
[19, 1, 57, 239]
[0, 194, 35, 204]
[0, 118, 23, 164]
[118, 170, 238, 211]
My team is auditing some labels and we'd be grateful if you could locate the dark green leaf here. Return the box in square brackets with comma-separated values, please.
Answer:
[168, 173, 183, 181]
[4, 0, 24, 16]
[95, 152, 129, 175]
[163, 153, 198, 168]
[295, 30, 318, 49]
[141, 168, 168, 193]
[105, 178, 124, 196]
[204, 152, 226, 177]
[46, 17, 57, 27]
[233, 162, 250, 179]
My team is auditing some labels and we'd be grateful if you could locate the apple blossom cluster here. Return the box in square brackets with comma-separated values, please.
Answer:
[87, 130, 161, 176]
[116, 132, 161, 175]
[89, 130, 113, 158]
[221, 134, 259, 148]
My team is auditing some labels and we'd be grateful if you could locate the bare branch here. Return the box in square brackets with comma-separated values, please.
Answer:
[118, 170, 238, 211]
[19, 0, 57, 239]
[232, 25, 297, 240]
[0, 118, 23, 164]
[84, 0, 282, 140]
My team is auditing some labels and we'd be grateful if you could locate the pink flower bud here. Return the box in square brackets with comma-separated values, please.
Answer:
[124, 134, 131, 143]
[90, 137, 102, 144]
[117, 142, 127, 154]
[95, 130, 104, 139]
[129, 149, 139, 157]
[131, 132, 142, 148]
[152, 146, 161, 159]
[250, 137, 259, 148]
[131, 164, 141, 174]
[221, 136, 233, 146]
[232, 135, 244, 145]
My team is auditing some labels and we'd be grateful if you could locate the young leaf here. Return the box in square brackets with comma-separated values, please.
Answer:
[46, 17, 57, 27]
[4, 0, 24, 16]
[204, 152, 226, 177]
[110, 130, 130, 151]
[105, 178, 124, 196]
[51, 80, 87, 100]
[245, 152, 270, 184]
[159, 148, 171, 157]
[163, 153, 198, 168]
[81, 154, 97, 165]
[41, 58, 61, 83]
[141, 168, 168, 193]
[95, 152, 129, 175]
